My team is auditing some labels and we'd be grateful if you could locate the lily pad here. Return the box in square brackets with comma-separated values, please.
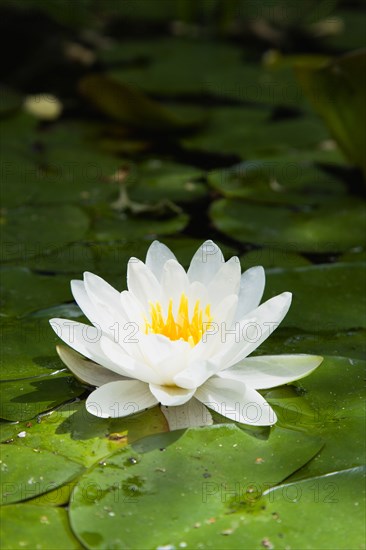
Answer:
[0, 445, 83, 504]
[208, 159, 346, 206]
[296, 50, 366, 177]
[1, 205, 89, 262]
[266, 356, 366, 480]
[163, 467, 365, 549]
[0, 268, 72, 317]
[0, 505, 82, 549]
[0, 401, 168, 467]
[69, 424, 322, 549]
[256, 327, 366, 361]
[264, 262, 366, 331]
[241, 247, 311, 269]
[17, 242, 96, 275]
[0, 372, 84, 421]
[210, 198, 366, 252]
[79, 74, 201, 133]
[127, 159, 206, 203]
[183, 107, 331, 159]
[93, 211, 189, 242]
[0, 319, 64, 380]
[107, 38, 306, 107]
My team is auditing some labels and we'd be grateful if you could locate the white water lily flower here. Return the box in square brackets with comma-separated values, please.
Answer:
[50, 240, 322, 428]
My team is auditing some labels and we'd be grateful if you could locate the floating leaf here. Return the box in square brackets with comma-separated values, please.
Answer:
[208, 159, 346, 206]
[0, 268, 72, 317]
[0, 505, 82, 549]
[264, 263, 366, 331]
[210, 198, 366, 252]
[267, 356, 365, 480]
[256, 327, 366, 361]
[296, 50, 366, 177]
[107, 38, 307, 107]
[0, 401, 168, 467]
[163, 467, 365, 549]
[1, 205, 89, 262]
[0, 445, 83, 504]
[0, 319, 63, 380]
[0, 373, 84, 421]
[93, 211, 189, 242]
[79, 74, 201, 133]
[69, 425, 322, 549]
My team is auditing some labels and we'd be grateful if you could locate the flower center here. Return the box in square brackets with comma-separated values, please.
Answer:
[145, 293, 213, 347]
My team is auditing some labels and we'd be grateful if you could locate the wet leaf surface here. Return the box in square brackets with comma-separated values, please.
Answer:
[0, 445, 83, 504]
[69, 425, 323, 549]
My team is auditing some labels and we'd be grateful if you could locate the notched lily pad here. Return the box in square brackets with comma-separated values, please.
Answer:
[0, 372, 84, 421]
[1, 205, 89, 262]
[0, 445, 84, 505]
[210, 198, 366, 252]
[264, 262, 366, 331]
[69, 424, 322, 549]
[0, 401, 168, 467]
[0, 505, 82, 549]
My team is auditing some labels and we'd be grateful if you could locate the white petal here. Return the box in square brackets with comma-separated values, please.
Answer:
[120, 290, 145, 327]
[149, 384, 195, 406]
[189, 293, 239, 364]
[145, 240, 177, 281]
[219, 354, 323, 389]
[161, 398, 213, 430]
[71, 280, 99, 324]
[195, 377, 277, 426]
[127, 258, 161, 310]
[160, 259, 189, 310]
[56, 345, 123, 387]
[141, 335, 189, 383]
[84, 272, 125, 322]
[207, 256, 241, 306]
[215, 291, 292, 369]
[234, 266, 265, 321]
[173, 359, 215, 390]
[49, 318, 127, 375]
[187, 240, 224, 284]
[100, 335, 163, 385]
[86, 380, 158, 418]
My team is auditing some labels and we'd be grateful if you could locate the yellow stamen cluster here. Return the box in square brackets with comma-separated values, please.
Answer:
[145, 293, 213, 347]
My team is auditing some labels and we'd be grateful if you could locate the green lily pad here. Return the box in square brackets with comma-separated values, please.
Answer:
[241, 247, 311, 269]
[256, 327, 366, 361]
[0, 319, 64, 381]
[1, 205, 89, 262]
[0, 505, 82, 549]
[266, 356, 365, 480]
[0, 373, 84, 421]
[0, 268, 72, 317]
[32, 148, 120, 205]
[107, 38, 307, 107]
[208, 159, 346, 205]
[296, 50, 366, 177]
[0, 445, 83, 504]
[264, 262, 366, 331]
[127, 159, 206, 203]
[69, 424, 322, 549]
[93, 211, 189, 242]
[79, 74, 201, 133]
[183, 107, 332, 159]
[0, 401, 168, 467]
[165, 467, 365, 550]
[210, 198, 366, 252]
[17, 242, 96, 275]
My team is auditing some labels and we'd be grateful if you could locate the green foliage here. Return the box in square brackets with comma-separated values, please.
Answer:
[1, 0, 365, 547]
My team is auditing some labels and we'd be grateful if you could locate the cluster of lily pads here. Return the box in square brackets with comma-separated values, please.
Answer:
[1, 0, 365, 549]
